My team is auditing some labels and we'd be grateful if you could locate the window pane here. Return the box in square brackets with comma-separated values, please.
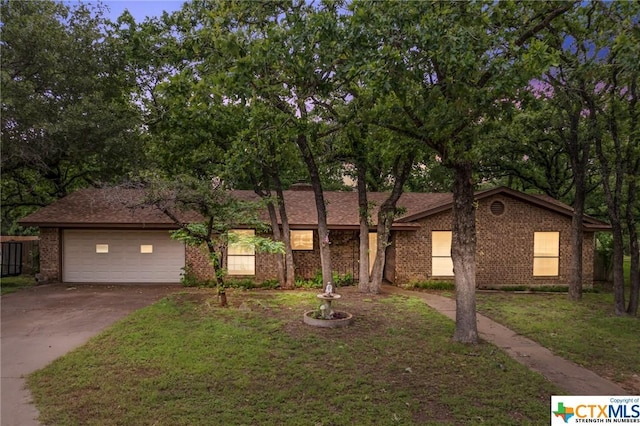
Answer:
[432, 231, 454, 276]
[228, 229, 255, 275]
[96, 244, 109, 254]
[432, 257, 454, 276]
[534, 232, 559, 257]
[533, 258, 559, 276]
[228, 230, 255, 255]
[291, 230, 313, 250]
[432, 231, 452, 256]
[368, 232, 377, 274]
[228, 255, 255, 275]
[140, 245, 153, 254]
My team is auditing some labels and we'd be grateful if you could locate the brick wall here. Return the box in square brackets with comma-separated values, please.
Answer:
[38, 227, 61, 282]
[187, 235, 290, 284]
[286, 230, 359, 281]
[185, 245, 215, 281]
[393, 193, 596, 288]
[394, 211, 450, 285]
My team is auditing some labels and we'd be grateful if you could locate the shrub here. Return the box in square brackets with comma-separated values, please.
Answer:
[294, 271, 355, 289]
[480, 285, 599, 293]
[333, 272, 354, 287]
[260, 279, 280, 289]
[227, 278, 257, 290]
[180, 266, 203, 287]
[490, 285, 529, 292]
[295, 278, 323, 289]
[409, 280, 455, 290]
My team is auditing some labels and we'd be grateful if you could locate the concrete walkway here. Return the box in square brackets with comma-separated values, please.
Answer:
[383, 285, 627, 395]
[1, 284, 177, 426]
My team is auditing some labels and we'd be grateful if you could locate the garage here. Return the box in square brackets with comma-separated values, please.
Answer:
[63, 230, 185, 283]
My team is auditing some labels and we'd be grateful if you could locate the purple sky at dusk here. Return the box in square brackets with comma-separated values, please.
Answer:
[68, 1, 184, 22]
[104, 0, 184, 21]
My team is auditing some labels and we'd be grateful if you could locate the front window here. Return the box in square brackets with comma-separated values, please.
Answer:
[533, 232, 559, 276]
[432, 231, 454, 276]
[291, 230, 313, 250]
[369, 232, 377, 274]
[228, 230, 255, 275]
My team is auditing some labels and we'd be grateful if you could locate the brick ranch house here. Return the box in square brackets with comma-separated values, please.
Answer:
[19, 186, 610, 287]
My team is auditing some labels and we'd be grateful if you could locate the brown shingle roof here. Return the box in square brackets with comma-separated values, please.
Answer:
[19, 187, 198, 229]
[19, 186, 610, 231]
[232, 190, 447, 229]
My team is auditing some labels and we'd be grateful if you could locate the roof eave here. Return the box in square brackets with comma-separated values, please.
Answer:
[19, 222, 179, 230]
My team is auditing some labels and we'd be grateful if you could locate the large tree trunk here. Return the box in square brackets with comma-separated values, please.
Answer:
[253, 169, 287, 288]
[595, 71, 630, 315]
[296, 133, 332, 290]
[273, 173, 296, 290]
[568, 190, 585, 301]
[451, 161, 478, 344]
[369, 157, 412, 293]
[611, 221, 626, 315]
[356, 158, 370, 292]
[369, 211, 392, 294]
[594, 117, 626, 315]
[566, 106, 588, 301]
[264, 197, 286, 288]
[206, 242, 227, 307]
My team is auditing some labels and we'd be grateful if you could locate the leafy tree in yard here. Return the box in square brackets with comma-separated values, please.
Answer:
[227, 103, 307, 289]
[483, 7, 606, 301]
[349, 0, 572, 342]
[1, 0, 142, 233]
[121, 5, 307, 290]
[141, 176, 284, 306]
[585, 1, 640, 315]
[167, 0, 347, 290]
[542, 4, 610, 301]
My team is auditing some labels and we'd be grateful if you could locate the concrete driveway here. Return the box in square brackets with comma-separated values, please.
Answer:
[1, 283, 178, 426]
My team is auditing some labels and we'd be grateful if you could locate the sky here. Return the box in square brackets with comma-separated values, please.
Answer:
[73, 1, 185, 22]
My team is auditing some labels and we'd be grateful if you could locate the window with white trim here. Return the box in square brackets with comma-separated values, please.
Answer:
[533, 232, 559, 276]
[432, 231, 454, 276]
[228, 230, 255, 275]
[96, 244, 109, 254]
[140, 245, 153, 254]
[291, 230, 313, 250]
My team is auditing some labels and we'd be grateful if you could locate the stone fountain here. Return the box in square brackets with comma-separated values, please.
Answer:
[303, 283, 353, 328]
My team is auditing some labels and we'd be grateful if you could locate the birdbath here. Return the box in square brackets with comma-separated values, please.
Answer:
[317, 284, 341, 319]
[303, 283, 353, 328]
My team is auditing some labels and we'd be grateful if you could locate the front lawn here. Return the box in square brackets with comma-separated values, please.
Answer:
[29, 288, 560, 425]
[475, 291, 640, 393]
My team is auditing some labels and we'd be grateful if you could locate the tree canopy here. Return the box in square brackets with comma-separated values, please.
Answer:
[1, 0, 143, 233]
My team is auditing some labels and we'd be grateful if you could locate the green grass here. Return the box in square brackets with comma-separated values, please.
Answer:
[475, 291, 640, 387]
[0, 274, 36, 295]
[408, 280, 456, 291]
[28, 289, 560, 425]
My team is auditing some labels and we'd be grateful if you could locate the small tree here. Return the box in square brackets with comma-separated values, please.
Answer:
[141, 176, 284, 306]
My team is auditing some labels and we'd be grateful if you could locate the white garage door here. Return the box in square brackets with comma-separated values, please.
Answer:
[63, 230, 185, 283]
